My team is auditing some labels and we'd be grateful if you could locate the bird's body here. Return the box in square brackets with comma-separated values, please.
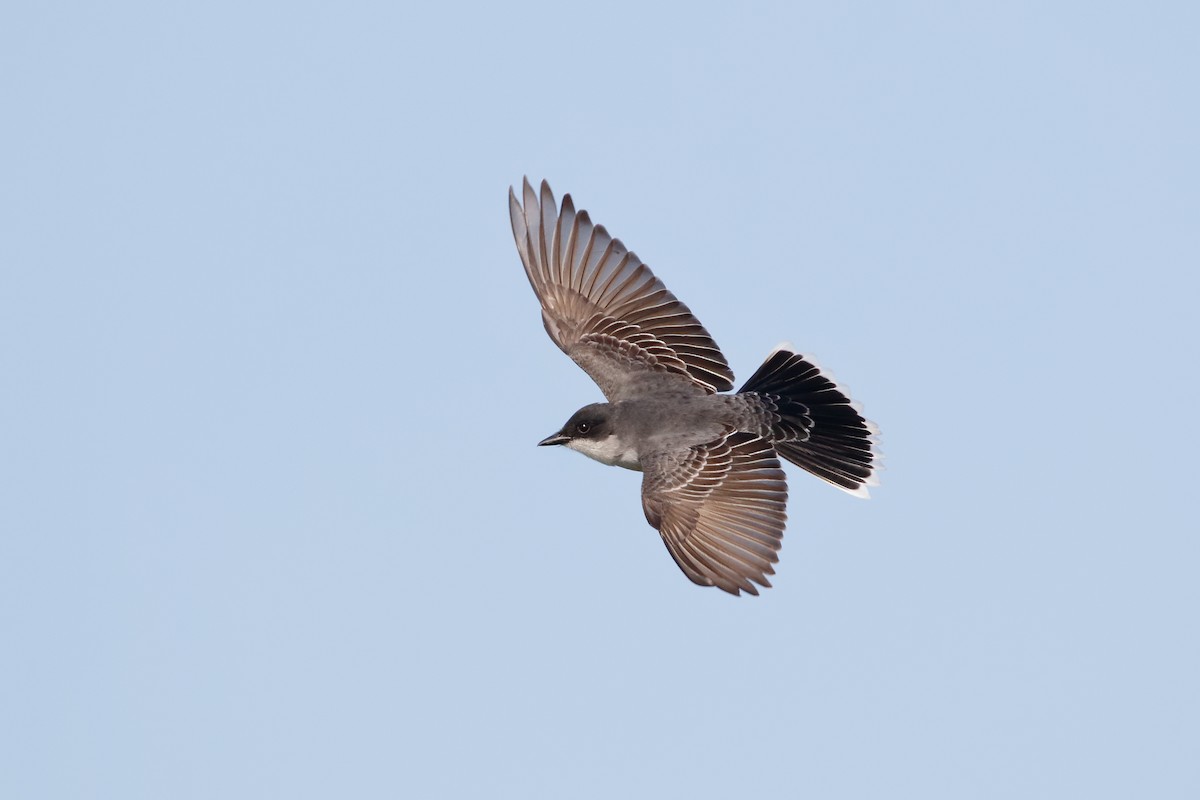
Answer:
[556, 393, 774, 471]
[510, 179, 879, 595]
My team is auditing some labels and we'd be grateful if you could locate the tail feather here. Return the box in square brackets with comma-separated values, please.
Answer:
[738, 345, 879, 497]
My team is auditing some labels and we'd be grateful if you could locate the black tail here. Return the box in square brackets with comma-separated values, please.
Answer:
[738, 346, 879, 497]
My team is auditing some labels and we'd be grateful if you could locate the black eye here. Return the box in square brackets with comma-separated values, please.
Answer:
[576, 422, 591, 434]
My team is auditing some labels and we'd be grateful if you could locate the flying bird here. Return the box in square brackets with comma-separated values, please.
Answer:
[509, 179, 879, 595]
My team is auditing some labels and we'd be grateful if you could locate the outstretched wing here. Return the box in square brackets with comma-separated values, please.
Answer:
[509, 178, 734, 401]
[641, 432, 788, 596]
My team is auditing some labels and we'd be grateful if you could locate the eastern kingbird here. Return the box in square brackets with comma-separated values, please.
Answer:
[510, 179, 879, 595]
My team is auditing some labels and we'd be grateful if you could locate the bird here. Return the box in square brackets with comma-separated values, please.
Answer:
[509, 178, 879, 595]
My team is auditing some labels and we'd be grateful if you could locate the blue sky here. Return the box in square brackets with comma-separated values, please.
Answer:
[2, 1, 1197, 797]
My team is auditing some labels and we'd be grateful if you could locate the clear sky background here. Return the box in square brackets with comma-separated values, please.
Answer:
[3, 2, 1197, 798]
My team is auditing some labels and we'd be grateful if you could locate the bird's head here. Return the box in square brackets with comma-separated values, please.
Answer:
[538, 403, 614, 449]
[538, 402, 636, 467]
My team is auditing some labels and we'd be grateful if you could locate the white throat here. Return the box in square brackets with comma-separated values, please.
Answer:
[565, 435, 641, 471]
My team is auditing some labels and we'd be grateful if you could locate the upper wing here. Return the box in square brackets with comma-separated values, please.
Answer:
[509, 178, 734, 401]
[641, 432, 788, 596]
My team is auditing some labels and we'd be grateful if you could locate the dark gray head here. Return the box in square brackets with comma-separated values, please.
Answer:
[537, 403, 614, 448]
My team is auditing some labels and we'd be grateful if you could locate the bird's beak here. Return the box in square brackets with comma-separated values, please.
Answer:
[537, 432, 570, 447]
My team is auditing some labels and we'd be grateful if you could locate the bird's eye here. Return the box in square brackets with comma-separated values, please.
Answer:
[576, 422, 591, 434]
